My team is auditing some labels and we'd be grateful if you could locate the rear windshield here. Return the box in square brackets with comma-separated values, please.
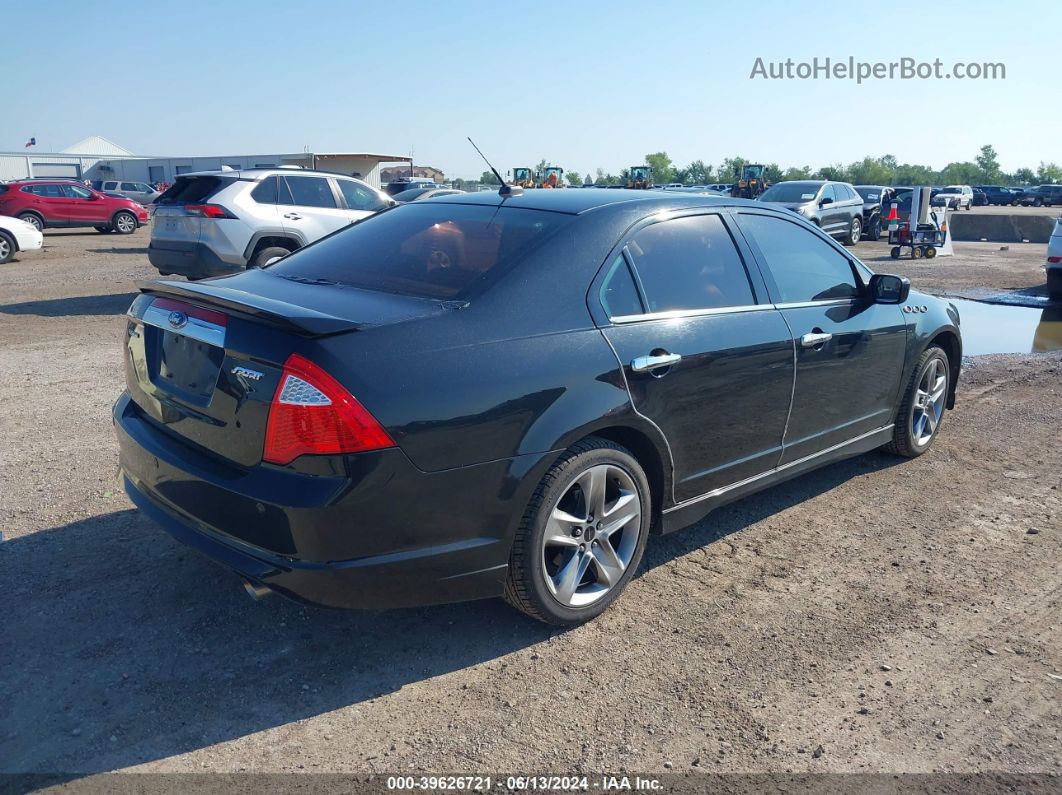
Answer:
[267, 203, 570, 299]
[155, 176, 230, 205]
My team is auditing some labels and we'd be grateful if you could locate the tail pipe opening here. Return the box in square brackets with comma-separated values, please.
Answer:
[242, 578, 273, 601]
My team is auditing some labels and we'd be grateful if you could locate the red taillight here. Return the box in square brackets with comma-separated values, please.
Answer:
[185, 203, 236, 219]
[263, 353, 394, 465]
[1049, 256, 1062, 264]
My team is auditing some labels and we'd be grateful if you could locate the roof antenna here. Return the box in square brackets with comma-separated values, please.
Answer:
[467, 137, 522, 197]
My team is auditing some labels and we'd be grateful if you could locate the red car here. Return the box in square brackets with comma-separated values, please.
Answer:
[0, 179, 149, 234]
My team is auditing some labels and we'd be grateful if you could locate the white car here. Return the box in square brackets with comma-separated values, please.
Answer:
[933, 185, 974, 210]
[0, 213, 44, 264]
[1047, 215, 1062, 300]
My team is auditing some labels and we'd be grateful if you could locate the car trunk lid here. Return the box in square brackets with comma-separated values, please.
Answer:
[124, 270, 456, 467]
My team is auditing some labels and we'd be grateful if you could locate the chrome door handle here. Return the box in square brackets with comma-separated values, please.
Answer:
[631, 352, 681, 372]
[800, 332, 833, 348]
[283, 213, 302, 220]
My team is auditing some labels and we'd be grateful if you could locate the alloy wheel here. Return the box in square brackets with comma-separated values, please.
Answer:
[21, 215, 42, 232]
[912, 358, 947, 445]
[0, 237, 10, 261]
[540, 464, 641, 608]
[115, 213, 136, 233]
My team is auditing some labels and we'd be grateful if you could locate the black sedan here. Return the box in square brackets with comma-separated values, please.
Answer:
[115, 189, 962, 625]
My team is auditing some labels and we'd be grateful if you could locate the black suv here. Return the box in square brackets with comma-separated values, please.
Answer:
[756, 180, 865, 245]
[854, 185, 898, 241]
[1036, 185, 1062, 206]
[977, 186, 1019, 206]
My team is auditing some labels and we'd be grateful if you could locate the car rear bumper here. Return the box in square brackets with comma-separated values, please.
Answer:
[113, 392, 537, 609]
[148, 240, 243, 279]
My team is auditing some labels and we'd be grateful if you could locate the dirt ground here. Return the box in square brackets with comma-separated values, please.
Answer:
[853, 240, 1051, 301]
[1, 229, 1059, 782]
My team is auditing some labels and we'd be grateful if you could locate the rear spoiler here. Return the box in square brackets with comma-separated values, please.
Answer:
[136, 279, 363, 337]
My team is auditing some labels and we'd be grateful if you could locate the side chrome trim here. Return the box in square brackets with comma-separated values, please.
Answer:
[773, 298, 857, 310]
[662, 424, 894, 514]
[142, 305, 226, 348]
[610, 303, 770, 324]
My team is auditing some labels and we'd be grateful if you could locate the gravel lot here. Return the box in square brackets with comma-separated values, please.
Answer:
[1, 229, 1059, 781]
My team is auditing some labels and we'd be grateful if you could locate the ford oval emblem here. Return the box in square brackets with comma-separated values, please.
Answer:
[168, 310, 188, 329]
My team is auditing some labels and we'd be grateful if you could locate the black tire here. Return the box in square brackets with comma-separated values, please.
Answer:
[112, 211, 137, 235]
[504, 437, 651, 626]
[0, 231, 14, 264]
[843, 215, 862, 246]
[890, 246, 901, 259]
[884, 345, 950, 458]
[95, 225, 113, 234]
[252, 245, 293, 267]
[924, 246, 937, 259]
[867, 216, 882, 241]
[17, 213, 43, 232]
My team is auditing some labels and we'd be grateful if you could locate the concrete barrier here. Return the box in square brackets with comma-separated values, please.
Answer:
[949, 213, 1056, 243]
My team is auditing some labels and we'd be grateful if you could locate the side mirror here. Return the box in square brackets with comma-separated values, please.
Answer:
[87, 193, 100, 200]
[869, 273, 910, 304]
[819, 197, 833, 206]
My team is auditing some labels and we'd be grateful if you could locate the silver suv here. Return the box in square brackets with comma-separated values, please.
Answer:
[149, 168, 394, 279]
[98, 180, 161, 206]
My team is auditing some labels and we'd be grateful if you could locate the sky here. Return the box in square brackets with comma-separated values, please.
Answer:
[2, 0, 1058, 179]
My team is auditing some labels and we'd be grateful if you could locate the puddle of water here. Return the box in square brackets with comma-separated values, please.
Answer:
[949, 298, 1062, 355]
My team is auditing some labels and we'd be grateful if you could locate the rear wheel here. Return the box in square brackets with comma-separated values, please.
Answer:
[253, 245, 293, 267]
[504, 437, 651, 626]
[885, 346, 949, 458]
[890, 246, 901, 259]
[0, 231, 14, 264]
[112, 211, 137, 234]
[17, 213, 43, 232]
[843, 216, 861, 246]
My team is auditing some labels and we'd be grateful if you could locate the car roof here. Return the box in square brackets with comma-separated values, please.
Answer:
[175, 167, 365, 181]
[422, 187, 762, 215]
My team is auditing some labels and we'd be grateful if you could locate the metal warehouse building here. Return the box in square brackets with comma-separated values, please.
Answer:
[0, 136, 412, 189]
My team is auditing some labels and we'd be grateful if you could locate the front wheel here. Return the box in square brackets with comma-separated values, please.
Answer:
[843, 216, 861, 246]
[505, 437, 651, 626]
[885, 346, 950, 458]
[867, 216, 882, 241]
[0, 231, 14, 264]
[112, 211, 137, 234]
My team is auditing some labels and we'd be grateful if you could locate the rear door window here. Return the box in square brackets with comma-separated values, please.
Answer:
[624, 214, 756, 312]
[103, 181, 118, 190]
[121, 182, 139, 191]
[738, 213, 860, 303]
[283, 176, 336, 208]
[599, 254, 644, 317]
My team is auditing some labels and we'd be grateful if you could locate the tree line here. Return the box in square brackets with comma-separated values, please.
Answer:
[452, 146, 1061, 189]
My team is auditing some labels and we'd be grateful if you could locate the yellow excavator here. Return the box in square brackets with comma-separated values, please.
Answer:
[539, 166, 564, 188]
[626, 166, 653, 189]
[731, 164, 769, 199]
[512, 167, 535, 188]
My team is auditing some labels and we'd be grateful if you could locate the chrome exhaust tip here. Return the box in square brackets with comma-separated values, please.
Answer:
[242, 579, 273, 601]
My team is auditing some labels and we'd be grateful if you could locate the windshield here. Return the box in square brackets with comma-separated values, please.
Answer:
[759, 182, 821, 203]
[939, 187, 960, 194]
[267, 203, 571, 300]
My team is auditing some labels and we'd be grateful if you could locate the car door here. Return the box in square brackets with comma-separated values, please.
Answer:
[120, 181, 147, 204]
[63, 183, 108, 223]
[734, 210, 909, 463]
[596, 211, 795, 501]
[816, 184, 840, 233]
[279, 175, 351, 243]
[26, 183, 71, 223]
[335, 178, 390, 223]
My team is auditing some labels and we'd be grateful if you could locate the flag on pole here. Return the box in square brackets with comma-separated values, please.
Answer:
[24, 137, 36, 148]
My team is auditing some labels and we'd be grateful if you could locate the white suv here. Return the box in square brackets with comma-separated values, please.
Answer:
[149, 168, 394, 279]
[933, 185, 974, 210]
